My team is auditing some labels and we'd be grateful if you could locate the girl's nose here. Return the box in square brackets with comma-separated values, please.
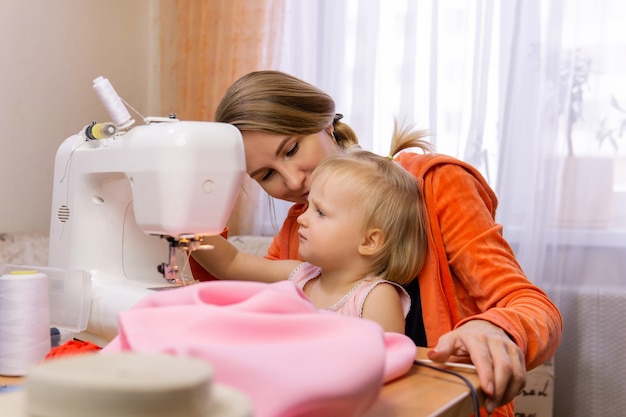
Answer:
[297, 208, 310, 227]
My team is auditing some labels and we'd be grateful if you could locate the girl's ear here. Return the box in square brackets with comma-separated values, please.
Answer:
[358, 228, 385, 256]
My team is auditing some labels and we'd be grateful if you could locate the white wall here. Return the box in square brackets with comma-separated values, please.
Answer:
[0, 0, 160, 233]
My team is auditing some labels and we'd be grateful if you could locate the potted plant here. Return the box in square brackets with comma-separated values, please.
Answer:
[557, 49, 615, 228]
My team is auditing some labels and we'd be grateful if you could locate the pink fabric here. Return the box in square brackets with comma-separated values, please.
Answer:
[103, 280, 417, 417]
[289, 262, 411, 318]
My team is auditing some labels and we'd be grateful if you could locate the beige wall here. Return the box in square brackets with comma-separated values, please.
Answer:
[0, 0, 160, 233]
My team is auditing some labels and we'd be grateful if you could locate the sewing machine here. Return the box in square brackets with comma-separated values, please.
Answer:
[47, 78, 246, 345]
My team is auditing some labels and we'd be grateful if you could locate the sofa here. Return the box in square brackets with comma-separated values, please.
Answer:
[1, 231, 553, 416]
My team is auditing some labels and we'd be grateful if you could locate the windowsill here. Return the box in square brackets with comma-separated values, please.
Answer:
[504, 225, 626, 248]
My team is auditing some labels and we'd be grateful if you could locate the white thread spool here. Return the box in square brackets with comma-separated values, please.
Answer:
[0, 270, 50, 376]
[92, 76, 134, 130]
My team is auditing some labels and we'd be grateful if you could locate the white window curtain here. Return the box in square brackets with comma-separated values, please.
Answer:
[275, 1, 626, 416]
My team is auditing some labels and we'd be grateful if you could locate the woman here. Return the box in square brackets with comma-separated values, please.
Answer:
[192, 70, 562, 417]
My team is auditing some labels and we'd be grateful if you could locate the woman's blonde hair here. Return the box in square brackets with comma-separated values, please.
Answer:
[215, 70, 358, 148]
[310, 122, 433, 285]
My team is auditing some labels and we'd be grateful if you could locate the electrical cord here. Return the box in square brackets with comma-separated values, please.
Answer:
[413, 360, 482, 417]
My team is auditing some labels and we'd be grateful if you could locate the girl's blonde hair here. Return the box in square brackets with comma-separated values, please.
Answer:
[310, 122, 433, 285]
[215, 70, 358, 148]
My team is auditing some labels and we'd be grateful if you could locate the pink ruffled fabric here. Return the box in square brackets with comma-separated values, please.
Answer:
[103, 280, 416, 417]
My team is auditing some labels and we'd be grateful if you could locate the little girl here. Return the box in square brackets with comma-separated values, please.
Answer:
[192, 123, 429, 333]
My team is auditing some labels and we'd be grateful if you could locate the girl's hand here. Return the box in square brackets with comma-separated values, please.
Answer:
[427, 320, 526, 414]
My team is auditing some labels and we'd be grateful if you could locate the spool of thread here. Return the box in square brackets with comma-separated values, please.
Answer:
[85, 122, 117, 140]
[0, 270, 51, 376]
[92, 76, 134, 130]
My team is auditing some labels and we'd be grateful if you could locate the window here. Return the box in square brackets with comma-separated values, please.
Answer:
[277, 0, 626, 235]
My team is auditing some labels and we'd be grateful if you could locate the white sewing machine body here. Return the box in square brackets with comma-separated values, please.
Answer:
[48, 119, 245, 344]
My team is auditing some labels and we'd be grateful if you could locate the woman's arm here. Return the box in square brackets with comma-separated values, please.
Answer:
[191, 235, 300, 282]
[423, 162, 562, 413]
[432, 163, 562, 365]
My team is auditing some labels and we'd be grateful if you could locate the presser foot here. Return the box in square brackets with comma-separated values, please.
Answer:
[157, 236, 201, 285]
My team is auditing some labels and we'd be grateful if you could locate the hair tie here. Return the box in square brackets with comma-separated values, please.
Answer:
[333, 114, 344, 123]
[387, 155, 394, 160]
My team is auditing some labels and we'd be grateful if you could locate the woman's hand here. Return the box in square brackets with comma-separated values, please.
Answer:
[427, 320, 526, 414]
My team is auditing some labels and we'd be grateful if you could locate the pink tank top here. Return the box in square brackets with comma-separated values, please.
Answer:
[288, 262, 411, 318]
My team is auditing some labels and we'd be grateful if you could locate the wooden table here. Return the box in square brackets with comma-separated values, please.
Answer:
[0, 375, 21, 387]
[364, 348, 484, 416]
[1, 348, 483, 417]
